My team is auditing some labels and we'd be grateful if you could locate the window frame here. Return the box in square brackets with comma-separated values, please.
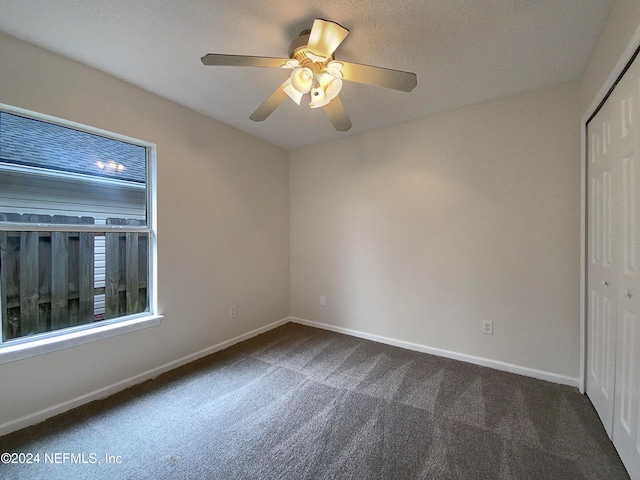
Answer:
[0, 104, 161, 364]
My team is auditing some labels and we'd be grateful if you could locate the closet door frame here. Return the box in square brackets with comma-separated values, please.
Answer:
[581, 24, 640, 394]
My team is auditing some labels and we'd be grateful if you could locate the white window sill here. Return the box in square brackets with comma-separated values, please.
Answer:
[0, 314, 163, 365]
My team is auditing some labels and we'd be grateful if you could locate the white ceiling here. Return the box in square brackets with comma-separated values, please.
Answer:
[0, 0, 615, 150]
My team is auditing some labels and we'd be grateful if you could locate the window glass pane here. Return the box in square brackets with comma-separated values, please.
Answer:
[0, 111, 147, 224]
[0, 109, 152, 344]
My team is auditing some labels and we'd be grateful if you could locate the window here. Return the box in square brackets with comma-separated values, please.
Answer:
[0, 104, 159, 362]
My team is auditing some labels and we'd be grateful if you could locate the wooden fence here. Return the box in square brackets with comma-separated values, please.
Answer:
[104, 217, 148, 322]
[0, 213, 148, 341]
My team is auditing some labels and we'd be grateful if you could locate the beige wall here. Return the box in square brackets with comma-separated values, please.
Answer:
[290, 81, 582, 380]
[0, 32, 290, 429]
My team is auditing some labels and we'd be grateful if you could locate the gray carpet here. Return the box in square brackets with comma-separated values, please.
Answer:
[0, 322, 630, 479]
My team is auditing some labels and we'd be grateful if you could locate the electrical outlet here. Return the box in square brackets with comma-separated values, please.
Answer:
[229, 306, 236, 318]
[320, 295, 326, 306]
[482, 320, 493, 335]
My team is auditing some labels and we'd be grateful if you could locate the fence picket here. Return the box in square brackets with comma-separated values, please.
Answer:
[105, 218, 126, 319]
[20, 214, 43, 335]
[67, 230, 80, 326]
[126, 219, 141, 314]
[51, 216, 69, 330]
[78, 217, 95, 324]
[37, 215, 52, 331]
[138, 232, 149, 313]
[0, 214, 20, 340]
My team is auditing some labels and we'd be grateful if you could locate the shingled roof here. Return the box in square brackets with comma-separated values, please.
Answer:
[0, 112, 146, 183]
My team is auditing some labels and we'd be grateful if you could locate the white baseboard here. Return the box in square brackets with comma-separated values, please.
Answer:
[290, 317, 581, 389]
[0, 316, 290, 437]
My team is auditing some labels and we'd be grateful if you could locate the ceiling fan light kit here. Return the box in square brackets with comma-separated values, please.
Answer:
[201, 18, 417, 132]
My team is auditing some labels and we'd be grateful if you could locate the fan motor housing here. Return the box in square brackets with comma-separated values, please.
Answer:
[288, 29, 335, 63]
[288, 30, 311, 59]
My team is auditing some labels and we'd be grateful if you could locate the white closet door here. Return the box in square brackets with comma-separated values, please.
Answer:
[587, 84, 618, 437]
[611, 53, 640, 478]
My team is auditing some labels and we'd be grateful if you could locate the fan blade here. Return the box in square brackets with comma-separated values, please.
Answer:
[307, 19, 349, 60]
[324, 96, 352, 132]
[249, 84, 289, 122]
[340, 61, 417, 92]
[201, 54, 290, 68]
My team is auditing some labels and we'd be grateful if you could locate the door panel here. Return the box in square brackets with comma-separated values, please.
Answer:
[622, 155, 637, 275]
[587, 100, 618, 436]
[612, 60, 640, 474]
[601, 295, 616, 399]
[613, 280, 640, 477]
[617, 308, 635, 435]
[591, 176, 601, 265]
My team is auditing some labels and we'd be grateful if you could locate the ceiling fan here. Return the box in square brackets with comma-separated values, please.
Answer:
[201, 18, 417, 132]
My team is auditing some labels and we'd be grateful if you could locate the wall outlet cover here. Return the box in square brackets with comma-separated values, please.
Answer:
[482, 320, 493, 335]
